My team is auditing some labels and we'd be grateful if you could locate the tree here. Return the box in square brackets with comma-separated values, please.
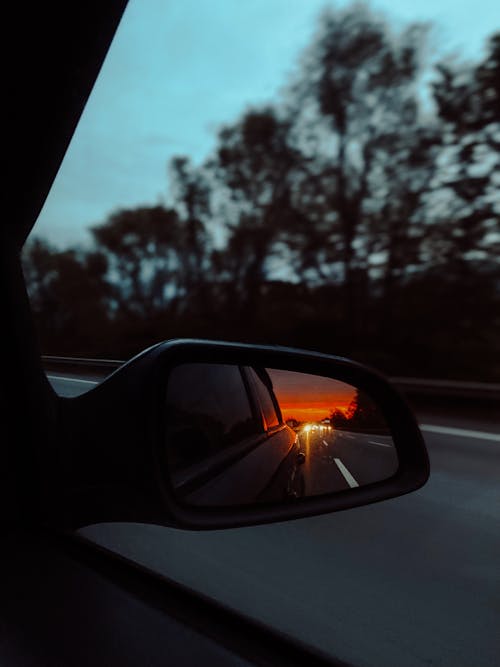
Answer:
[169, 157, 213, 314]
[91, 206, 181, 318]
[344, 389, 389, 432]
[430, 33, 500, 272]
[330, 408, 349, 429]
[286, 5, 435, 334]
[22, 238, 111, 354]
[210, 108, 304, 317]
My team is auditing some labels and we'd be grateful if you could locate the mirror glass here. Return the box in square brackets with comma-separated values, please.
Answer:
[165, 363, 399, 507]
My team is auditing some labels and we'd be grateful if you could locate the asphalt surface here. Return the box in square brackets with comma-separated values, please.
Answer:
[50, 373, 500, 667]
[298, 428, 398, 495]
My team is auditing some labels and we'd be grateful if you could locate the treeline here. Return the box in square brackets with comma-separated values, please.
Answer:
[23, 6, 500, 380]
[330, 390, 390, 433]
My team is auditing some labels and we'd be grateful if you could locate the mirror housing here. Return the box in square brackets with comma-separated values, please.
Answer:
[54, 340, 429, 530]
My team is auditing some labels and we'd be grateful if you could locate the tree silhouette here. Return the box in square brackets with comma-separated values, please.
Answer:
[431, 33, 500, 272]
[91, 206, 181, 318]
[169, 157, 212, 315]
[22, 238, 112, 354]
[21, 6, 500, 380]
[345, 389, 389, 432]
[210, 108, 304, 318]
[286, 6, 434, 336]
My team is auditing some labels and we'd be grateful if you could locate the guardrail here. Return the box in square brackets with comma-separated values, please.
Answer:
[42, 355, 500, 402]
[391, 377, 500, 401]
[42, 355, 123, 372]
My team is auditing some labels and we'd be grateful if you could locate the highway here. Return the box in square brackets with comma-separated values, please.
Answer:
[297, 427, 398, 494]
[50, 373, 500, 667]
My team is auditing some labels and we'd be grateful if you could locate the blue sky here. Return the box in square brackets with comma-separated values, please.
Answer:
[32, 0, 499, 247]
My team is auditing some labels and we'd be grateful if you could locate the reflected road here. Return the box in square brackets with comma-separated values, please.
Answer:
[298, 427, 397, 494]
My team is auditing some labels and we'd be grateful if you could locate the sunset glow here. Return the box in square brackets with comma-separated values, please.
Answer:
[267, 369, 357, 423]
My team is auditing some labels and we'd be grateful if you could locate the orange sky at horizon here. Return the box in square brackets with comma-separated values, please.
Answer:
[267, 368, 357, 423]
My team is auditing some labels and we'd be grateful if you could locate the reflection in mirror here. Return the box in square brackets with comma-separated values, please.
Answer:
[165, 364, 399, 507]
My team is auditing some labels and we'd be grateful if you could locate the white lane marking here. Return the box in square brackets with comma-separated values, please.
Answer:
[333, 458, 359, 488]
[322, 439, 330, 448]
[47, 375, 99, 385]
[368, 440, 392, 448]
[420, 424, 500, 442]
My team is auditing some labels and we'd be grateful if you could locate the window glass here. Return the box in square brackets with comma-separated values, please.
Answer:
[166, 363, 260, 472]
[247, 368, 280, 430]
[25, 0, 499, 386]
[25, 1, 500, 666]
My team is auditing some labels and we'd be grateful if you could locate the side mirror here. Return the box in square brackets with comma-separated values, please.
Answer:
[56, 340, 429, 530]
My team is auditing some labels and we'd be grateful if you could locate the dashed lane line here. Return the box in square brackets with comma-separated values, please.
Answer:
[333, 458, 359, 488]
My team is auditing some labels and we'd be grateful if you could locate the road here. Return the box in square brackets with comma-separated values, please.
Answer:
[297, 427, 398, 494]
[50, 373, 500, 667]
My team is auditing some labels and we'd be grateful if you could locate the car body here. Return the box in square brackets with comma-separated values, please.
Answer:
[166, 363, 305, 506]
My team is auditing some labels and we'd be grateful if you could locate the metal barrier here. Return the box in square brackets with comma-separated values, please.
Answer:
[392, 377, 500, 401]
[42, 355, 123, 368]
